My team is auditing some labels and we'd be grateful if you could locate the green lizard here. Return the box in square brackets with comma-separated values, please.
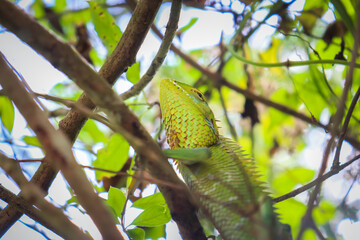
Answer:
[160, 78, 292, 240]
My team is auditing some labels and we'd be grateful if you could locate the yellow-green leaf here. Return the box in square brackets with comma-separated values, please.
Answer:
[131, 205, 171, 227]
[144, 225, 166, 239]
[273, 167, 315, 195]
[54, 0, 66, 12]
[275, 199, 306, 237]
[127, 228, 145, 240]
[132, 192, 166, 210]
[259, 38, 283, 76]
[314, 201, 336, 225]
[93, 134, 129, 180]
[78, 119, 108, 145]
[126, 62, 140, 84]
[22, 136, 42, 148]
[0, 96, 14, 133]
[50, 82, 82, 101]
[107, 186, 126, 217]
[177, 17, 198, 35]
[88, 1, 122, 53]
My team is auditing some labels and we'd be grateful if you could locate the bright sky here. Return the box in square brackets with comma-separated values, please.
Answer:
[0, 0, 359, 239]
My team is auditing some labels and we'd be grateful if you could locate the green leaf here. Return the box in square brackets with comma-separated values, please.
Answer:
[126, 62, 140, 84]
[61, 8, 92, 25]
[275, 199, 307, 237]
[273, 167, 315, 195]
[127, 228, 145, 240]
[93, 134, 129, 180]
[50, 82, 82, 101]
[313, 201, 336, 225]
[131, 193, 171, 227]
[89, 48, 105, 67]
[88, 1, 122, 53]
[78, 119, 108, 145]
[22, 136, 42, 148]
[259, 38, 283, 76]
[60, 8, 92, 40]
[177, 17, 198, 34]
[0, 96, 14, 133]
[159, 56, 201, 84]
[66, 196, 79, 205]
[54, 0, 67, 12]
[107, 186, 126, 217]
[223, 57, 246, 86]
[131, 205, 171, 227]
[31, 0, 45, 19]
[303, 229, 317, 240]
[292, 67, 333, 119]
[144, 225, 166, 239]
[268, 89, 298, 128]
[303, 0, 327, 11]
[132, 192, 166, 210]
[308, 65, 336, 106]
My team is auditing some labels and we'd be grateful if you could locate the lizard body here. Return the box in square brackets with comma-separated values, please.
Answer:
[160, 79, 291, 240]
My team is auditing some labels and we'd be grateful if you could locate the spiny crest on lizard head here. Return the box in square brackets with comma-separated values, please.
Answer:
[160, 79, 219, 149]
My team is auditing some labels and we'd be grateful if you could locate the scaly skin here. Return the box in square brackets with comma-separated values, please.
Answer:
[160, 79, 291, 240]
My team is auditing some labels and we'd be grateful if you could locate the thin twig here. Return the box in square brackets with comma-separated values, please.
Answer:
[15, 158, 184, 190]
[119, 0, 181, 100]
[281, 31, 338, 99]
[36, 93, 115, 130]
[120, 156, 143, 239]
[80, 164, 182, 190]
[340, 175, 358, 205]
[333, 85, 360, 168]
[274, 154, 360, 203]
[228, 43, 360, 68]
[218, 87, 238, 140]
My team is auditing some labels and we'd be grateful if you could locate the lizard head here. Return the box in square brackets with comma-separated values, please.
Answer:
[160, 79, 219, 149]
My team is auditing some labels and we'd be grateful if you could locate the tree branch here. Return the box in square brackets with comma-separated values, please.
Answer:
[120, 0, 181, 100]
[0, 53, 124, 239]
[0, 0, 163, 234]
[0, 153, 92, 240]
[0, 1, 207, 239]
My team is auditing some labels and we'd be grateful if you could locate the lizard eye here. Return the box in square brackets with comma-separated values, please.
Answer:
[191, 89, 206, 101]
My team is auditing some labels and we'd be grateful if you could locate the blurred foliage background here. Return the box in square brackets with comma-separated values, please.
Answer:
[0, 0, 360, 239]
